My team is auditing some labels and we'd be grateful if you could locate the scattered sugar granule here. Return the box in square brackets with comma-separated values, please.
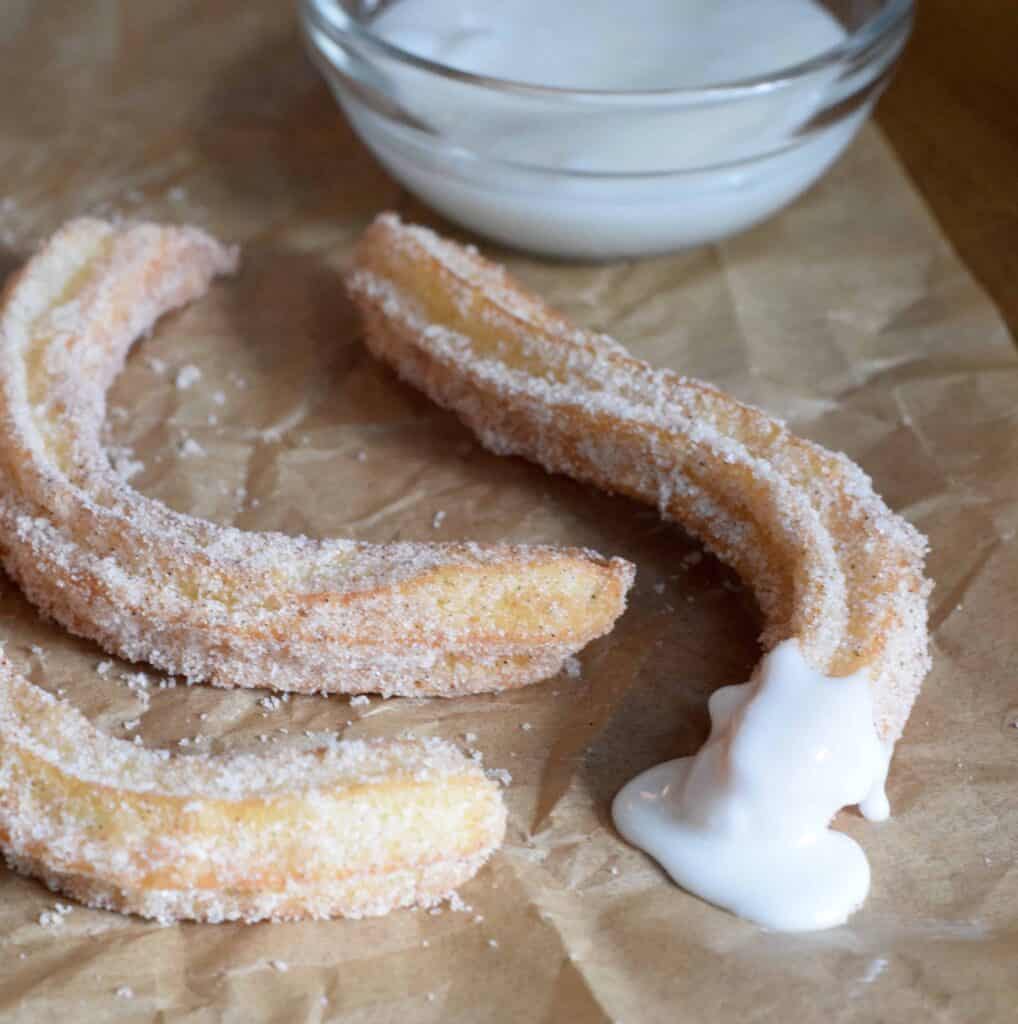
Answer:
[487, 938, 499, 949]
[38, 903, 73, 928]
[860, 957, 888, 985]
[486, 767, 512, 787]
[521, 722, 533, 732]
[349, 695, 370, 707]
[115, 986, 134, 1000]
[178, 437, 205, 458]
[432, 510, 446, 529]
[123, 718, 140, 731]
[175, 365, 202, 390]
[258, 695, 284, 713]
[472, 914, 484, 924]
[29, 644, 45, 659]
[427, 992, 436, 1002]
[355, 450, 367, 463]
[448, 892, 469, 913]
[167, 185, 188, 202]
[562, 656, 582, 679]
[212, 389, 226, 406]
[269, 960, 289, 972]
[145, 355, 167, 374]
[610, 866, 620, 876]
[108, 445, 145, 481]
[463, 732, 478, 743]
[123, 671, 152, 707]
[96, 660, 113, 676]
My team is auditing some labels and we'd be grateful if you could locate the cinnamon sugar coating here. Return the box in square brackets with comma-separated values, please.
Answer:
[0, 219, 633, 696]
[349, 213, 932, 742]
[0, 647, 504, 923]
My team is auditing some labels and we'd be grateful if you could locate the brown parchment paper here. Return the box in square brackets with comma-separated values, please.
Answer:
[1, 4, 1016, 1022]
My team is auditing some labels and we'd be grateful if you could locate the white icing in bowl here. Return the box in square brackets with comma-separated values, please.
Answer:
[302, 0, 913, 257]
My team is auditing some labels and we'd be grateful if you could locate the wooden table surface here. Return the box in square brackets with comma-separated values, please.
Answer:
[878, 0, 1018, 339]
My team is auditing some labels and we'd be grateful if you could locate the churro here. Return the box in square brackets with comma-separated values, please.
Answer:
[349, 213, 933, 930]
[0, 643, 504, 923]
[0, 219, 633, 697]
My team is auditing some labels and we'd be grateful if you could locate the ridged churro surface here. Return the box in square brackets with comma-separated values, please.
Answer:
[0, 645, 505, 923]
[0, 219, 633, 697]
[349, 213, 932, 741]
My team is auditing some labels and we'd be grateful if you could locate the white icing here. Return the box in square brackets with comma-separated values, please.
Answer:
[316, 0, 877, 256]
[612, 639, 892, 932]
[372, 0, 845, 92]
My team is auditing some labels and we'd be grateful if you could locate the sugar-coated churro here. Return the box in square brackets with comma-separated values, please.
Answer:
[0, 642, 505, 923]
[0, 219, 633, 698]
[349, 213, 933, 930]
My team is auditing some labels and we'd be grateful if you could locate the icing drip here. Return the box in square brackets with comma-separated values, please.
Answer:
[613, 639, 892, 931]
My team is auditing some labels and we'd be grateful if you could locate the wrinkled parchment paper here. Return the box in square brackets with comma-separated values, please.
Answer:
[0, 4, 1016, 1022]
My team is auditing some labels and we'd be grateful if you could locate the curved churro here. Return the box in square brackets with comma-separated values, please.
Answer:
[0, 219, 633, 697]
[0, 643, 504, 923]
[349, 213, 931, 742]
[349, 213, 934, 928]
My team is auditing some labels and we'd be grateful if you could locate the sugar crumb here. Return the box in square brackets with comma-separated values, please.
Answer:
[38, 903, 72, 927]
[175, 365, 202, 390]
[178, 437, 205, 458]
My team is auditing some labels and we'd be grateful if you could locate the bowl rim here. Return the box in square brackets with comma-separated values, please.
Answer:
[301, 0, 914, 101]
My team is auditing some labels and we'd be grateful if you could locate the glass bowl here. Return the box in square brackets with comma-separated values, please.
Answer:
[300, 0, 913, 259]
